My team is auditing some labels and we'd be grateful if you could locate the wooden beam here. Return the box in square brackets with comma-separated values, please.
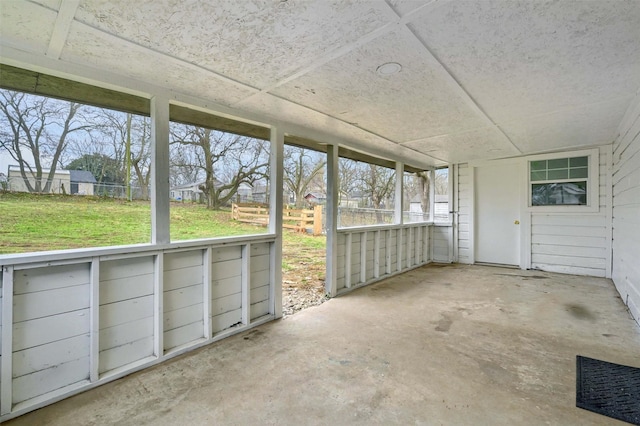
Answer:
[0, 64, 149, 115]
[170, 104, 269, 141]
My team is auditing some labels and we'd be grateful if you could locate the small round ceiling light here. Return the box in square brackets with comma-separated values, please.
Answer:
[376, 62, 402, 76]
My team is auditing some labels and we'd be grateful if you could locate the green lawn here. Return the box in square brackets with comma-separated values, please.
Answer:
[0, 192, 323, 255]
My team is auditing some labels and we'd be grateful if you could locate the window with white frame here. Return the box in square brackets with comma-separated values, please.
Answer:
[528, 149, 599, 211]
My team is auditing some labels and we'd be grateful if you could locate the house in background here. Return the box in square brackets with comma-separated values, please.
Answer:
[304, 192, 326, 206]
[69, 170, 97, 195]
[170, 180, 206, 203]
[7, 165, 70, 194]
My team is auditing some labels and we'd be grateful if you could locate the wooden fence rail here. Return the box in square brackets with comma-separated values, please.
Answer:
[232, 203, 323, 235]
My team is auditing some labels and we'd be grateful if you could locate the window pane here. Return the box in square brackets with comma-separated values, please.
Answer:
[0, 89, 151, 254]
[570, 156, 588, 167]
[337, 158, 395, 227]
[403, 171, 429, 223]
[531, 181, 587, 206]
[168, 123, 270, 240]
[530, 160, 547, 171]
[530, 170, 547, 181]
[569, 167, 588, 179]
[548, 158, 568, 169]
[547, 169, 568, 180]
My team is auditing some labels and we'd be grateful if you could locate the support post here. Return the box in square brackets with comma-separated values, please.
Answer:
[325, 145, 339, 296]
[150, 95, 170, 244]
[269, 127, 284, 318]
[395, 162, 404, 225]
[429, 169, 436, 222]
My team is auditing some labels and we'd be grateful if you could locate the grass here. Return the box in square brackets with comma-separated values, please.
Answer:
[0, 192, 324, 257]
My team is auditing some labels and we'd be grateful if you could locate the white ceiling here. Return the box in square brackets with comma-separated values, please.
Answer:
[1, 0, 640, 168]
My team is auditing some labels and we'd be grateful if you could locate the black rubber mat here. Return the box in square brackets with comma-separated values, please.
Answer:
[576, 355, 640, 425]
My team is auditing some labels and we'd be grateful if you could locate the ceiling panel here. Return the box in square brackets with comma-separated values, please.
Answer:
[270, 29, 487, 143]
[74, 0, 394, 90]
[0, 0, 57, 55]
[402, 126, 521, 163]
[241, 92, 439, 167]
[500, 97, 633, 153]
[61, 22, 257, 106]
[407, 0, 640, 123]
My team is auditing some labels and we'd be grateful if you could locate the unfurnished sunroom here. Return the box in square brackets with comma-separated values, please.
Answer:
[0, 0, 639, 423]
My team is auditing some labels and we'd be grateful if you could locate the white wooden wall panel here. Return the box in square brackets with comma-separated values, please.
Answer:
[163, 251, 204, 352]
[432, 226, 450, 262]
[365, 233, 375, 281]
[389, 230, 397, 271]
[99, 257, 155, 374]
[457, 164, 472, 263]
[336, 234, 346, 290]
[350, 233, 362, 285]
[334, 224, 431, 296]
[612, 93, 640, 323]
[211, 246, 243, 334]
[378, 236, 386, 276]
[530, 145, 610, 277]
[12, 264, 91, 405]
[250, 243, 270, 320]
[0, 230, 275, 420]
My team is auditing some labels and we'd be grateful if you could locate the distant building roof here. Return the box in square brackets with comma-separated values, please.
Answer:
[69, 170, 97, 183]
[8, 165, 70, 175]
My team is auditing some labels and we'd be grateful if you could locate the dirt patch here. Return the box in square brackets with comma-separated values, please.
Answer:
[282, 232, 327, 317]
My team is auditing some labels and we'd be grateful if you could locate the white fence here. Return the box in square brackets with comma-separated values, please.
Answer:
[0, 234, 276, 420]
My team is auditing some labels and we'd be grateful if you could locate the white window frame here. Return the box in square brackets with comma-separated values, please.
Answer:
[525, 148, 599, 213]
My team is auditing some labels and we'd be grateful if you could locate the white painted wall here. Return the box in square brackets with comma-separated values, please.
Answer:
[612, 93, 640, 323]
[454, 147, 612, 278]
[529, 145, 611, 277]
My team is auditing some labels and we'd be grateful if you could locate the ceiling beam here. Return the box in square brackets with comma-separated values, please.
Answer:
[46, 0, 81, 60]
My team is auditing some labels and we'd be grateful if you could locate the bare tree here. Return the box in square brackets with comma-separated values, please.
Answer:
[170, 125, 269, 209]
[338, 158, 360, 206]
[358, 163, 395, 209]
[128, 116, 152, 200]
[283, 146, 325, 207]
[0, 90, 90, 193]
[434, 168, 448, 195]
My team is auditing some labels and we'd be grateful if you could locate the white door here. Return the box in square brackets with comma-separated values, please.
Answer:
[474, 162, 521, 266]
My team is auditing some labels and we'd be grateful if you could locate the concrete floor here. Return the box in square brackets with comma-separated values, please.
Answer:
[7, 264, 640, 425]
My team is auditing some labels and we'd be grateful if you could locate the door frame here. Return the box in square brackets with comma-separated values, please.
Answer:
[467, 157, 529, 269]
